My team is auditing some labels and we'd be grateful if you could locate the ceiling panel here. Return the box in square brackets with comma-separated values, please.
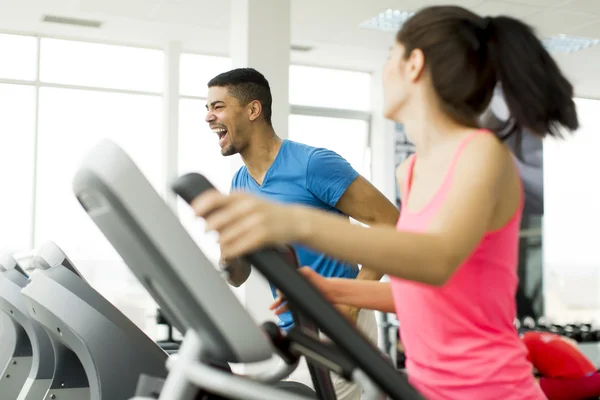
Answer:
[499, 0, 568, 6]
[148, 0, 227, 27]
[570, 19, 600, 38]
[472, 0, 542, 18]
[554, 0, 600, 16]
[525, 9, 598, 37]
[76, 0, 163, 19]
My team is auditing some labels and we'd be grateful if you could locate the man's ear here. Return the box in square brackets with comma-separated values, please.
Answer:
[248, 100, 262, 122]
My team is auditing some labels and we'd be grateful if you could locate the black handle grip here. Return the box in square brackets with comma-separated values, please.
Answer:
[171, 173, 215, 205]
[171, 172, 423, 400]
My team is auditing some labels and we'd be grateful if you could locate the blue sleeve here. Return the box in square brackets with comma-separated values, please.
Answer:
[306, 148, 359, 207]
[230, 168, 242, 193]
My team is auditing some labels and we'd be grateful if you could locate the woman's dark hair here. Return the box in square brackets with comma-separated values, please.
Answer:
[396, 6, 579, 138]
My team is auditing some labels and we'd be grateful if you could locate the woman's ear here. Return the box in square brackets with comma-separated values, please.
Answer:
[407, 48, 426, 83]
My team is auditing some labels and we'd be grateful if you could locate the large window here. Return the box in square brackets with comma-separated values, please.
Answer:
[0, 33, 37, 81]
[0, 84, 36, 253]
[35, 87, 164, 259]
[39, 38, 164, 92]
[30, 38, 166, 337]
[543, 97, 600, 323]
[288, 114, 371, 180]
[289, 65, 372, 111]
[179, 54, 232, 97]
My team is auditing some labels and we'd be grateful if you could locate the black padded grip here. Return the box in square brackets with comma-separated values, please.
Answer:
[171, 173, 423, 400]
[171, 173, 215, 205]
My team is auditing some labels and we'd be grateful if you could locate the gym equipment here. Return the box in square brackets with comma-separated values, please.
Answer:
[72, 138, 423, 400]
[19, 241, 169, 400]
[0, 281, 17, 386]
[73, 139, 322, 400]
[172, 173, 422, 400]
[0, 253, 34, 399]
[155, 309, 182, 355]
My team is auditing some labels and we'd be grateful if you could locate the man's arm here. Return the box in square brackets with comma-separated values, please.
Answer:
[305, 148, 400, 321]
[334, 175, 400, 282]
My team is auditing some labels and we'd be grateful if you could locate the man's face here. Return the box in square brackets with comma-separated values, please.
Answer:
[205, 86, 247, 156]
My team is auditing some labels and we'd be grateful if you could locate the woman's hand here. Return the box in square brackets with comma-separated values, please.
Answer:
[269, 267, 337, 315]
[191, 190, 307, 260]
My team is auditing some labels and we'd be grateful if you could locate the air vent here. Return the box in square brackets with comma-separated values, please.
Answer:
[42, 15, 103, 28]
[291, 44, 313, 52]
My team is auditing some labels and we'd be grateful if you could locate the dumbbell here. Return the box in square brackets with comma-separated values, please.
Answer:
[563, 324, 583, 342]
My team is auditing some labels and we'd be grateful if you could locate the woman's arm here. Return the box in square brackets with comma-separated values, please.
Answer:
[292, 135, 512, 286]
[329, 280, 396, 313]
[270, 269, 396, 314]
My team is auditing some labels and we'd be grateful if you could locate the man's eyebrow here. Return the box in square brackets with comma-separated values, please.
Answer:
[206, 100, 225, 110]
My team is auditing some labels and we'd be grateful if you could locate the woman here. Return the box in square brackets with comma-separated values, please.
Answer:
[192, 5, 578, 399]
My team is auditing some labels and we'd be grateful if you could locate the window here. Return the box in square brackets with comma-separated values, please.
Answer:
[179, 54, 232, 97]
[0, 33, 37, 81]
[543, 98, 600, 321]
[288, 114, 371, 179]
[0, 84, 36, 253]
[34, 87, 164, 261]
[39, 38, 164, 92]
[289, 65, 372, 111]
[177, 98, 243, 264]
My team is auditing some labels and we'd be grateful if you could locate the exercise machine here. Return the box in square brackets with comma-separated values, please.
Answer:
[0, 253, 34, 399]
[72, 138, 424, 400]
[0, 263, 17, 384]
[19, 241, 169, 400]
[73, 139, 324, 400]
[0, 250, 61, 400]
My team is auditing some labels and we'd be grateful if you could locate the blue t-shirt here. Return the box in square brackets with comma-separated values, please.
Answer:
[230, 140, 360, 329]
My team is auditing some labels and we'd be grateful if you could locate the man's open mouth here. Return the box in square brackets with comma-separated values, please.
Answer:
[212, 127, 227, 139]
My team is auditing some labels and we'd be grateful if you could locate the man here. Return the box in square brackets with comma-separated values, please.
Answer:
[205, 68, 399, 399]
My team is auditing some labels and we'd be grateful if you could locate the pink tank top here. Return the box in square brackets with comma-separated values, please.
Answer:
[390, 131, 546, 400]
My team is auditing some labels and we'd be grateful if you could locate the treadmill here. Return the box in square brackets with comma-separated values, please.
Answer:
[0, 253, 34, 399]
[19, 241, 169, 400]
[72, 139, 423, 400]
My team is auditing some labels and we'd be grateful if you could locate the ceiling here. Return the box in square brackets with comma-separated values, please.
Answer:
[1, 0, 599, 97]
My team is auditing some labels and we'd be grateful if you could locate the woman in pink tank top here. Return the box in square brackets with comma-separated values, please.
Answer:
[192, 5, 579, 400]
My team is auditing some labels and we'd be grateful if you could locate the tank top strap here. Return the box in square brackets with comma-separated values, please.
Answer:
[446, 129, 488, 174]
[404, 129, 489, 211]
[434, 129, 488, 198]
[403, 154, 417, 200]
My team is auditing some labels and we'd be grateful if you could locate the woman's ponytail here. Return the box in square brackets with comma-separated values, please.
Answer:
[486, 16, 579, 138]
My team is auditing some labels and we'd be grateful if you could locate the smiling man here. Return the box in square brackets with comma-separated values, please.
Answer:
[204, 68, 399, 399]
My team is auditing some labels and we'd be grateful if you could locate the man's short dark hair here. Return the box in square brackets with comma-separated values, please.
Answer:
[208, 68, 273, 126]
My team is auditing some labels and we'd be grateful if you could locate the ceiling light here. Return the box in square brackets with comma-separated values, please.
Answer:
[359, 9, 414, 33]
[360, 9, 600, 55]
[542, 34, 600, 54]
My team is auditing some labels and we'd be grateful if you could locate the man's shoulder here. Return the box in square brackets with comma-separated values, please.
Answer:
[283, 140, 320, 160]
[230, 165, 249, 188]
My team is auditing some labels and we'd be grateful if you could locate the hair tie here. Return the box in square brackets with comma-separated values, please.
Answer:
[479, 16, 494, 41]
